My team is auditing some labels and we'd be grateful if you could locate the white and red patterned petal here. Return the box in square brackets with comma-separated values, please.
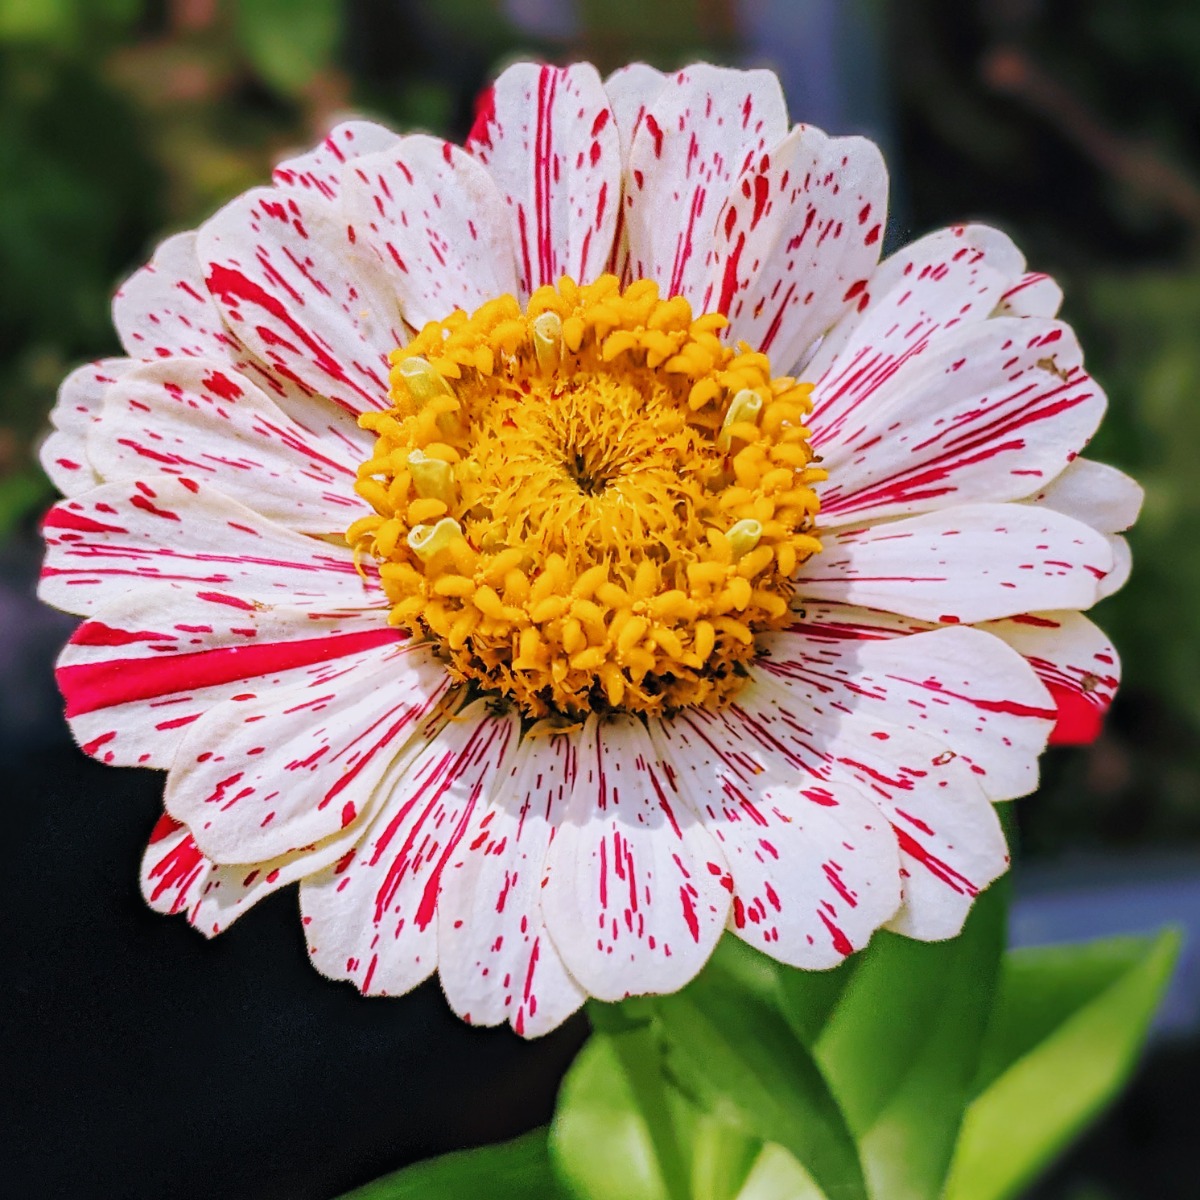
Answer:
[151, 686, 446, 936]
[437, 728, 586, 1036]
[272, 119, 402, 201]
[172, 699, 453, 937]
[141, 814, 213, 919]
[197, 188, 403, 416]
[301, 703, 519, 998]
[884, 781, 1008, 941]
[705, 124, 887, 369]
[108, 222, 372, 450]
[57, 589, 398, 769]
[541, 714, 729, 1002]
[997, 271, 1063, 318]
[85, 357, 362, 533]
[39, 476, 380, 618]
[112, 231, 241, 364]
[624, 64, 788, 308]
[984, 610, 1120, 747]
[604, 64, 668, 165]
[143, 808, 370, 942]
[1029, 458, 1143, 534]
[806, 225, 1026, 450]
[467, 63, 620, 297]
[344, 136, 519, 329]
[165, 642, 448, 862]
[759, 622, 1055, 802]
[816, 319, 1105, 526]
[743, 670, 1008, 943]
[796, 503, 1113, 624]
[40, 359, 131, 495]
[192, 849, 336, 938]
[603, 63, 668, 280]
[41, 427, 98, 497]
[651, 700, 901, 967]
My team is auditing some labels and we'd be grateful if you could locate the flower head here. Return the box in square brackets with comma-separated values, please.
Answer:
[41, 61, 1137, 1036]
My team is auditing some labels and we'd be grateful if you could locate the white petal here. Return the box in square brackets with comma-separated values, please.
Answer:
[817, 318, 1106, 525]
[112, 231, 240, 363]
[40, 359, 131, 495]
[786, 599, 936, 638]
[759, 621, 1056, 802]
[57, 591, 401, 769]
[604, 64, 668, 165]
[1098, 534, 1132, 599]
[983, 610, 1120, 746]
[1028, 458, 1143, 533]
[39, 476, 383, 617]
[652, 698, 902, 967]
[705, 123, 887, 369]
[784, 597, 1112, 766]
[467, 63, 620, 296]
[745, 671, 1008, 943]
[625, 64, 789, 307]
[197, 187, 404, 416]
[41, 427, 98, 496]
[273, 119, 402, 201]
[110, 225, 369, 451]
[806, 225, 1026, 450]
[85, 357, 364, 533]
[165, 643, 449, 862]
[604, 62, 669, 281]
[301, 703, 519, 998]
[798, 502, 1113, 623]
[997, 271, 1063, 318]
[542, 714, 730, 1001]
[750, 668, 1008, 935]
[437, 729, 587, 1037]
[344, 135, 519, 328]
[192, 693, 455, 937]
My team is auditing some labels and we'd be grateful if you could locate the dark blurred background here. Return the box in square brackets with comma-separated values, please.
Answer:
[4, 2, 1199, 1197]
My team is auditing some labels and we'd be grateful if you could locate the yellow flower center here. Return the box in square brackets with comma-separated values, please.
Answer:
[347, 274, 824, 720]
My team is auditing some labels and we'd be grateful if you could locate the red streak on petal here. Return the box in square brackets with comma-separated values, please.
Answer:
[70, 622, 175, 647]
[1046, 681, 1105, 745]
[818, 910, 853, 956]
[59, 628, 402, 717]
[680, 886, 700, 942]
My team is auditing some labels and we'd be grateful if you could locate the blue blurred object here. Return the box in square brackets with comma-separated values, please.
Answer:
[1012, 854, 1200, 1036]
[740, 0, 894, 147]
[503, 0, 580, 41]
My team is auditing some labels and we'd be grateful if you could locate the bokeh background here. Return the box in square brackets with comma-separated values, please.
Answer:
[5, 1, 1199, 1197]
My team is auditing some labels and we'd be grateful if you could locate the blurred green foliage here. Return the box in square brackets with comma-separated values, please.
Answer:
[339, 918, 1179, 1200]
[1, 0, 1198, 853]
[892, 0, 1200, 854]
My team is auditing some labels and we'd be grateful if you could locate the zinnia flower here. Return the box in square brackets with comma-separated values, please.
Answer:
[40, 62, 1137, 1036]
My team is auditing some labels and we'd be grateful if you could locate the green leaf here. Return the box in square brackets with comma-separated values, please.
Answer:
[553, 1015, 768, 1200]
[0, 469, 50, 539]
[551, 1032, 680, 1200]
[704, 931, 789, 1010]
[651, 975, 870, 1200]
[810, 882, 1007, 1200]
[233, 0, 340, 95]
[943, 928, 1181, 1200]
[337, 1128, 568, 1199]
[735, 1144, 829, 1200]
[0, 0, 72, 42]
[775, 951, 860, 1048]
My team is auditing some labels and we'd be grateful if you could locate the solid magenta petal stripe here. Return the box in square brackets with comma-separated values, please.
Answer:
[58, 627, 403, 718]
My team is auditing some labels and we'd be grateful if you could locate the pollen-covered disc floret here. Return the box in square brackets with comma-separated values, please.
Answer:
[348, 275, 824, 718]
